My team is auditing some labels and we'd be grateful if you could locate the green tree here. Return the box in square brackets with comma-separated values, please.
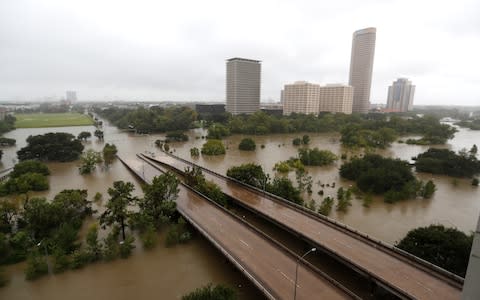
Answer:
[396, 225, 473, 277]
[190, 147, 200, 157]
[103, 143, 118, 168]
[25, 251, 48, 280]
[267, 177, 303, 205]
[100, 181, 138, 241]
[207, 123, 230, 139]
[201, 140, 226, 155]
[77, 131, 92, 141]
[292, 137, 302, 146]
[10, 160, 50, 178]
[139, 172, 179, 228]
[182, 283, 237, 300]
[318, 197, 334, 216]
[226, 163, 267, 189]
[298, 148, 337, 166]
[0, 200, 17, 234]
[86, 223, 102, 262]
[472, 178, 479, 186]
[94, 129, 104, 140]
[17, 132, 84, 162]
[420, 180, 436, 198]
[415, 148, 480, 178]
[302, 135, 310, 145]
[238, 138, 256, 151]
[79, 149, 103, 174]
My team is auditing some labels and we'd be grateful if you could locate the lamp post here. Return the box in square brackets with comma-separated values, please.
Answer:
[37, 240, 51, 275]
[294, 247, 316, 300]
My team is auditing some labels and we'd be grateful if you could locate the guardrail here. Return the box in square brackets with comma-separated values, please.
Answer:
[143, 151, 464, 291]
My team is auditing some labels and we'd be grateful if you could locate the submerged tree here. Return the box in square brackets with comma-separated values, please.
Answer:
[79, 149, 103, 174]
[139, 172, 179, 228]
[103, 143, 118, 168]
[100, 181, 137, 241]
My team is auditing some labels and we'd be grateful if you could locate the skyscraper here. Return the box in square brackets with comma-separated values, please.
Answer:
[386, 78, 415, 112]
[348, 27, 376, 113]
[226, 58, 261, 115]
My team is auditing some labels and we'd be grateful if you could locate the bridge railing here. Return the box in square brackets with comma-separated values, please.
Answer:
[145, 151, 464, 288]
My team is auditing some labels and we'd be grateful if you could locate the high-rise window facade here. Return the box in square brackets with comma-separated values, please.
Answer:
[349, 27, 376, 113]
[226, 58, 261, 115]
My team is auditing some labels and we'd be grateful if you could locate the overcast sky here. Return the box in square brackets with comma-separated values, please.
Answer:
[1, 0, 479, 105]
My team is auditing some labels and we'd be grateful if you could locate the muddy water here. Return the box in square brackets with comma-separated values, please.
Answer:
[0, 119, 479, 298]
[0, 123, 264, 300]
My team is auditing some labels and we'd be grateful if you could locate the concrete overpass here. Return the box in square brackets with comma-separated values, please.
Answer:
[141, 151, 464, 300]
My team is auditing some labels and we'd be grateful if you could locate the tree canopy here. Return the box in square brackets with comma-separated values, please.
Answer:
[95, 106, 197, 134]
[226, 163, 266, 189]
[340, 154, 432, 202]
[298, 148, 337, 166]
[17, 132, 84, 162]
[415, 147, 480, 178]
[396, 225, 473, 277]
[238, 138, 256, 151]
[182, 283, 237, 300]
[201, 140, 226, 155]
[100, 181, 138, 241]
[139, 172, 179, 228]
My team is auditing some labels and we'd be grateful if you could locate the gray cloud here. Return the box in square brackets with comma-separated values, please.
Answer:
[0, 0, 479, 106]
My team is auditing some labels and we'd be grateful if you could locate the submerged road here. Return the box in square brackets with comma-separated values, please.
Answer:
[119, 155, 357, 300]
[141, 152, 463, 300]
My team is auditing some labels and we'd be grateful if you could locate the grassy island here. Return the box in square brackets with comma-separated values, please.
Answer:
[15, 113, 94, 128]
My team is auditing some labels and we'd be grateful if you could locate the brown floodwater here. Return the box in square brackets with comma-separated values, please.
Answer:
[0, 118, 479, 299]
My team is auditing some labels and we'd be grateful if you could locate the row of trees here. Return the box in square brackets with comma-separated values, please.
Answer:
[202, 111, 457, 148]
[95, 106, 197, 134]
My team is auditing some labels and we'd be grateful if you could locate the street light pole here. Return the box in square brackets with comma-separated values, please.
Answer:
[293, 247, 316, 300]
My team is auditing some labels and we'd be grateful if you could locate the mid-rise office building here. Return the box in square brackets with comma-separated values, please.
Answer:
[282, 81, 321, 115]
[349, 27, 376, 113]
[386, 78, 415, 112]
[319, 84, 353, 114]
[226, 58, 261, 115]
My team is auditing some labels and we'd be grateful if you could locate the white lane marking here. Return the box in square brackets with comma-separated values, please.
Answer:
[239, 239, 251, 249]
[277, 269, 295, 285]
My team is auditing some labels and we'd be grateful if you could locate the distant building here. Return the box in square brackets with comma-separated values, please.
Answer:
[0, 107, 6, 120]
[66, 91, 77, 104]
[349, 27, 376, 113]
[195, 103, 226, 114]
[280, 89, 285, 104]
[282, 82, 353, 115]
[226, 58, 261, 115]
[386, 78, 415, 112]
[282, 81, 321, 115]
[319, 84, 353, 114]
